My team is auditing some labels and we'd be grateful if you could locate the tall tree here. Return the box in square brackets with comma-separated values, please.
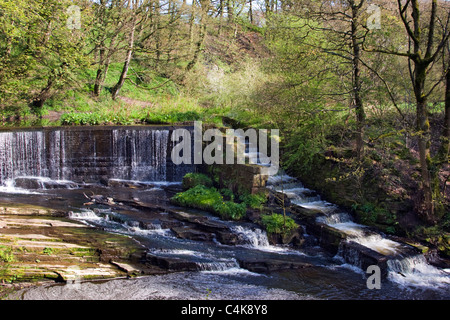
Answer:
[111, 0, 144, 100]
[303, 0, 368, 158]
[366, 0, 450, 221]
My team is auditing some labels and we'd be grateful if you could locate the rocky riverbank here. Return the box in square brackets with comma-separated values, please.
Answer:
[0, 201, 165, 298]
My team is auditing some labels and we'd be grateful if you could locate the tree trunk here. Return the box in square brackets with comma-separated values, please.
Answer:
[227, 0, 233, 23]
[414, 63, 435, 221]
[249, 0, 253, 24]
[351, 1, 365, 159]
[186, 2, 207, 71]
[93, 45, 106, 96]
[31, 77, 54, 112]
[154, 0, 161, 71]
[444, 65, 450, 148]
[111, 15, 137, 101]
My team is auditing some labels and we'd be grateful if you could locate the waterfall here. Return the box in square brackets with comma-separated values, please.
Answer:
[231, 225, 271, 248]
[387, 254, 450, 288]
[268, 172, 450, 290]
[0, 126, 194, 186]
[196, 259, 241, 272]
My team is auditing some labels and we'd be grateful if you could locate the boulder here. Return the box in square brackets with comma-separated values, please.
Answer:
[170, 226, 214, 242]
[267, 229, 304, 248]
[145, 254, 199, 271]
[339, 241, 388, 278]
[14, 177, 42, 189]
[14, 177, 78, 190]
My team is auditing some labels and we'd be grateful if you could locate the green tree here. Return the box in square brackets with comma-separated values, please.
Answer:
[365, 0, 450, 222]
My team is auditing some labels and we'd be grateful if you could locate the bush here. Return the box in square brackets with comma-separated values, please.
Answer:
[239, 193, 267, 209]
[261, 214, 298, 236]
[171, 185, 247, 220]
[182, 173, 213, 190]
[171, 185, 223, 212]
[213, 201, 246, 220]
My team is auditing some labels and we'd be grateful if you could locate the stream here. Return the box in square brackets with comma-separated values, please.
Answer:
[1, 126, 449, 300]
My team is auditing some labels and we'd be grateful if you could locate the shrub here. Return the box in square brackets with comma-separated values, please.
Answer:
[213, 201, 246, 220]
[220, 188, 235, 201]
[261, 214, 298, 236]
[239, 193, 267, 209]
[171, 185, 247, 220]
[182, 173, 213, 190]
[171, 185, 222, 212]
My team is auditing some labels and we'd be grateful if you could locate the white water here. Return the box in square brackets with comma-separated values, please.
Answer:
[231, 225, 271, 248]
[388, 254, 450, 289]
[0, 128, 191, 184]
[230, 225, 305, 256]
[0, 179, 41, 194]
[268, 173, 450, 289]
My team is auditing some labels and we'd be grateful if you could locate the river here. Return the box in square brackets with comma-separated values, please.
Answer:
[0, 126, 449, 300]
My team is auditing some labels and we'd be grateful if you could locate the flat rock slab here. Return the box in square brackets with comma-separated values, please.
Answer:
[0, 217, 86, 228]
[170, 226, 215, 242]
[237, 259, 313, 273]
[0, 203, 147, 284]
[0, 204, 63, 216]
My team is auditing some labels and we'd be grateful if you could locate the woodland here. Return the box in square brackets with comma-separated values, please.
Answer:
[1, 0, 450, 257]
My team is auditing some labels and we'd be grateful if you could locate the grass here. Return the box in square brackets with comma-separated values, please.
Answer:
[2, 61, 230, 127]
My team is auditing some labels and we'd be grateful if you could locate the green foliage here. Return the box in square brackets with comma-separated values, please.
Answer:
[351, 203, 398, 233]
[171, 185, 223, 212]
[182, 173, 213, 190]
[213, 201, 247, 221]
[60, 109, 203, 126]
[261, 214, 298, 236]
[239, 193, 267, 209]
[171, 184, 247, 221]
[220, 188, 235, 201]
[43, 247, 54, 255]
[0, 246, 15, 263]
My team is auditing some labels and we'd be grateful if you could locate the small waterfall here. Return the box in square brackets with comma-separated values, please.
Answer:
[112, 129, 170, 181]
[387, 254, 450, 288]
[196, 259, 241, 272]
[269, 172, 450, 290]
[231, 225, 270, 248]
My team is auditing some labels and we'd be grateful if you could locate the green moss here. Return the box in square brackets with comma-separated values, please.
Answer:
[0, 246, 15, 263]
[171, 185, 223, 211]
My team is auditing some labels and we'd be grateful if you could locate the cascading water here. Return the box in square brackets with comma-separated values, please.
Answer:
[0, 127, 193, 187]
[2, 126, 450, 299]
[231, 225, 271, 248]
[267, 173, 450, 290]
[387, 254, 450, 288]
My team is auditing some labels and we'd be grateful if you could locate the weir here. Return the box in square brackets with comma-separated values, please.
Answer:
[0, 126, 195, 185]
